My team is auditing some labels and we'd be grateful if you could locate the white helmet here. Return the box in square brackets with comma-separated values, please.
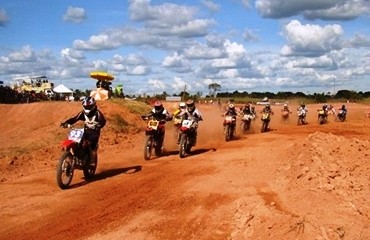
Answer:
[179, 102, 186, 108]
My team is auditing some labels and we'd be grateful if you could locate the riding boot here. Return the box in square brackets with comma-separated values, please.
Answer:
[89, 149, 97, 166]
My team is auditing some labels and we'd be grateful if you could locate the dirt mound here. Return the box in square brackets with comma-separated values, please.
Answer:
[230, 131, 370, 239]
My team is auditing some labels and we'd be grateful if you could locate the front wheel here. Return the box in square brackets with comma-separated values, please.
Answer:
[225, 125, 231, 141]
[144, 136, 153, 160]
[179, 134, 188, 158]
[56, 151, 74, 190]
[154, 135, 163, 157]
[318, 115, 325, 125]
[83, 152, 97, 179]
[261, 121, 268, 133]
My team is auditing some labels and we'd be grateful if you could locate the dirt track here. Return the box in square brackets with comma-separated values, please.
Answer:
[1, 101, 370, 240]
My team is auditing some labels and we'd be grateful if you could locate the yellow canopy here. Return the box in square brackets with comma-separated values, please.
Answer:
[89, 71, 115, 81]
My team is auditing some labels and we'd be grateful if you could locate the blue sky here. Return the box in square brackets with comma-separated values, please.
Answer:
[1, 0, 370, 96]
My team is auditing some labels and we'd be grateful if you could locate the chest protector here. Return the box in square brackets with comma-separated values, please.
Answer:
[84, 114, 99, 129]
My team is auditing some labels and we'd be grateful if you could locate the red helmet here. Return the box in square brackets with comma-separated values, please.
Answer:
[82, 96, 96, 115]
[154, 101, 163, 113]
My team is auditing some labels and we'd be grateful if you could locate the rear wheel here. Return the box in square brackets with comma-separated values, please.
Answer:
[56, 151, 74, 190]
[144, 136, 153, 160]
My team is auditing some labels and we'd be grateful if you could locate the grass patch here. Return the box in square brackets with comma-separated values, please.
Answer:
[109, 113, 130, 133]
[110, 98, 151, 115]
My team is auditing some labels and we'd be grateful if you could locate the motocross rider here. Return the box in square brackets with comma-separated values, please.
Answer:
[261, 103, 274, 115]
[143, 101, 173, 122]
[319, 104, 329, 121]
[173, 102, 187, 143]
[241, 104, 254, 116]
[337, 104, 347, 118]
[282, 103, 292, 114]
[60, 96, 106, 165]
[297, 103, 308, 124]
[177, 99, 203, 145]
[223, 103, 238, 123]
[173, 102, 186, 121]
[223, 103, 238, 118]
[142, 101, 173, 145]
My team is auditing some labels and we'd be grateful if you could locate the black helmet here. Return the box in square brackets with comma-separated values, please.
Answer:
[341, 105, 345, 109]
[154, 101, 164, 113]
[82, 96, 96, 115]
[186, 99, 195, 112]
[228, 103, 235, 110]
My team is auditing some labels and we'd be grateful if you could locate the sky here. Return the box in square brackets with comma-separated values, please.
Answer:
[0, 0, 370, 96]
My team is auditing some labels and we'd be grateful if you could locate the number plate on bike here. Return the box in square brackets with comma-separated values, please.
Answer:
[148, 120, 159, 129]
[182, 120, 192, 128]
[68, 128, 84, 143]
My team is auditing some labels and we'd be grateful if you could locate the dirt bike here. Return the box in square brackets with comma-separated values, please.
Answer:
[240, 113, 254, 133]
[56, 126, 98, 189]
[317, 109, 328, 125]
[141, 116, 165, 160]
[179, 119, 197, 158]
[261, 112, 271, 133]
[335, 110, 346, 122]
[297, 109, 307, 126]
[281, 110, 290, 123]
[223, 115, 236, 141]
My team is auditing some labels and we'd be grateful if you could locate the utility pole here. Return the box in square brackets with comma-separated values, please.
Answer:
[182, 84, 187, 101]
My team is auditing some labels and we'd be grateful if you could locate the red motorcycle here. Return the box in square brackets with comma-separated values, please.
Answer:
[142, 116, 166, 160]
[261, 112, 271, 133]
[240, 113, 255, 133]
[179, 119, 197, 158]
[223, 115, 236, 141]
[56, 126, 97, 189]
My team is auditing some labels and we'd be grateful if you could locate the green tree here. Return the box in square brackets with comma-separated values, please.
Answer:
[208, 83, 221, 98]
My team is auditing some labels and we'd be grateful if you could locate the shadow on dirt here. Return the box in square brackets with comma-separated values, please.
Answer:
[68, 165, 142, 189]
[189, 148, 216, 156]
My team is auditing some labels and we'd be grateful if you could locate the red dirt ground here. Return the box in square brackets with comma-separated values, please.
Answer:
[1, 100, 370, 240]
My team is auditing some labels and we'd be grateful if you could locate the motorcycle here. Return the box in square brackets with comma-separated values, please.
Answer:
[223, 115, 236, 141]
[335, 110, 346, 122]
[179, 119, 197, 158]
[261, 112, 271, 133]
[297, 109, 307, 126]
[56, 126, 97, 189]
[141, 116, 165, 160]
[240, 113, 254, 133]
[281, 110, 290, 123]
[317, 109, 328, 125]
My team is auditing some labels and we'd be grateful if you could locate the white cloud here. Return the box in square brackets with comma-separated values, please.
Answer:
[202, 0, 220, 12]
[148, 78, 167, 91]
[162, 52, 192, 73]
[255, 0, 370, 20]
[281, 20, 344, 57]
[183, 43, 226, 59]
[0, 9, 9, 26]
[171, 76, 189, 92]
[63, 6, 86, 23]
[9, 46, 36, 62]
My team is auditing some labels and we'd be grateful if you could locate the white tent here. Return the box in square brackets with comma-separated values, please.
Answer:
[53, 84, 73, 93]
